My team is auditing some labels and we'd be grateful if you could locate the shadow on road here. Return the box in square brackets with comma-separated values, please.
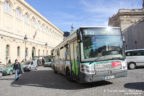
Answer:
[0, 78, 14, 80]
[11, 70, 112, 90]
[136, 66, 144, 69]
[124, 82, 144, 90]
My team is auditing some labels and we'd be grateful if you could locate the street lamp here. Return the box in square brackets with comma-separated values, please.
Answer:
[135, 40, 137, 49]
[24, 35, 28, 61]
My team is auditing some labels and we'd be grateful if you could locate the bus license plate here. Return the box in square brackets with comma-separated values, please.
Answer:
[104, 75, 115, 80]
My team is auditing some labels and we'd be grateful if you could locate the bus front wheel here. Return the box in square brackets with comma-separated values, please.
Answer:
[66, 68, 71, 81]
[53, 66, 57, 73]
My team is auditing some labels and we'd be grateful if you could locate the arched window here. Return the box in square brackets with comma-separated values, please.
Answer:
[32, 47, 36, 59]
[43, 50, 44, 56]
[49, 28, 52, 35]
[17, 46, 20, 57]
[38, 21, 41, 29]
[24, 13, 28, 23]
[16, 7, 21, 19]
[46, 27, 48, 33]
[46, 50, 48, 56]
[4, 0, 11, 14]
[42, 24, 45, 32]
[38, 49, 40, 56]
[26, 48, 28, 57]
[6, 45, 10, 57]
[31, 17, 35, 27]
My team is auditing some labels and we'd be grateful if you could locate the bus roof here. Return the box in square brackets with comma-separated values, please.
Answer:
[53, 26, 121, 50]
[79, 26, 120, 29]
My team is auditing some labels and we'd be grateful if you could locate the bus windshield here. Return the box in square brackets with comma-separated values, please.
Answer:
[81, 28, 124, 62]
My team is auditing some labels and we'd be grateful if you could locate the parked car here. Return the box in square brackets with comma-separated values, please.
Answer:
[44, 56, 54, 67]
[23, 60, 37, 71]
[0, 72, 2, 77]
[1, 63, 24, 76]
[0, 65, 3, 76]
[1, 64, 15, 76]
[126, 49, 144, 69]
[33, 56, 43, 66]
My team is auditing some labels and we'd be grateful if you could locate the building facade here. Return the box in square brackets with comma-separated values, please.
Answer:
[123, 19, 144, 50]
[108, 1, 144, 50]
[0, 0, 64, 64]
[108, 9, 144, 32]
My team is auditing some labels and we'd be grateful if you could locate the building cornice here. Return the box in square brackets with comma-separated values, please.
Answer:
[110, 9, 144, 20]
[0, 29, 54, 49]
[16, 0, 63, 35]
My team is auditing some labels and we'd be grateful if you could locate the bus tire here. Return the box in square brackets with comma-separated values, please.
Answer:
[128, 63, 136, 70]
[53, 66, 57, 73]
[66, 68, 72, 81]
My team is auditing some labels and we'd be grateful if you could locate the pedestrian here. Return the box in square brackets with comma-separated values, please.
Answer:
[8, 59, 11, 64]
[20, 60, 24, 74]
[13, 59, 21, 81]
[37, 58, 41, 66]
[42, 57, 45, 65]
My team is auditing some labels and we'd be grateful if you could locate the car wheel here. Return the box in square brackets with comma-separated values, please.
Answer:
[9, 71, 13, 75]
[29, 67, 31, 71]
[128, 63, 136, 70]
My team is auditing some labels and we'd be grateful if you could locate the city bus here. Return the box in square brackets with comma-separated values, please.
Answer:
[51, 26, 127, 83]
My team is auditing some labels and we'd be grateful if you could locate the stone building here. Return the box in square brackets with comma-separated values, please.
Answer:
[108, 9, 144, 32]
[108, 1, 144, 50]
[0, 0, 64, 64]
[123, 19, 144, 50]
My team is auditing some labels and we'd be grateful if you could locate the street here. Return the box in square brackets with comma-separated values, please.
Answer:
[0, 67, 144, 96]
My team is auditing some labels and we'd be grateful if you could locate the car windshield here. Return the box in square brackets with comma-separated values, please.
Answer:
[81, 28, 124, 62]
[45, 59, 51, 62]
[45, 56, 53, 62]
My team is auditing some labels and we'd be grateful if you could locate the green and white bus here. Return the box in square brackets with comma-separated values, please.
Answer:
[51, 26, 127, 83]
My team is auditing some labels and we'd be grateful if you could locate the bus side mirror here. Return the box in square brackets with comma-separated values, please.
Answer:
[123, 40, 126, 44]
[123, 36, 126, 43]
[77, 40, 81, 43]
[77, 31, 82, 43]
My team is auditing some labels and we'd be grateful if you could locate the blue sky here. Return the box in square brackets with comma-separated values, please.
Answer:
[25, 0, 142, 32]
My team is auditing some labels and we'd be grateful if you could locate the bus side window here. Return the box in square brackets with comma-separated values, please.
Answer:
[65, 46, 70, 60]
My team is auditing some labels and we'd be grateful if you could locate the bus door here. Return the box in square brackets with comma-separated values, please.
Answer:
[70, 40, 79, 78]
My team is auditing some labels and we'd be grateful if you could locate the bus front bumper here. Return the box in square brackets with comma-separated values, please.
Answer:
[79, 70, 127, 83]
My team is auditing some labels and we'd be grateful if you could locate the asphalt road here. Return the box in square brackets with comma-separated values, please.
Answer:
[0, 67, 144, 96]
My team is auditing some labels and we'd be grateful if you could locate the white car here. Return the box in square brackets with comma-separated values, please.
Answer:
[0, 66, 3, 77]
[126, 49, 144, 69]
[23, 60, 38, 71]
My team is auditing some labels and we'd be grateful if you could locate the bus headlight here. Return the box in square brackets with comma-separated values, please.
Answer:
[80, 64, 95, 74]
[121, 61, 127, 70]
